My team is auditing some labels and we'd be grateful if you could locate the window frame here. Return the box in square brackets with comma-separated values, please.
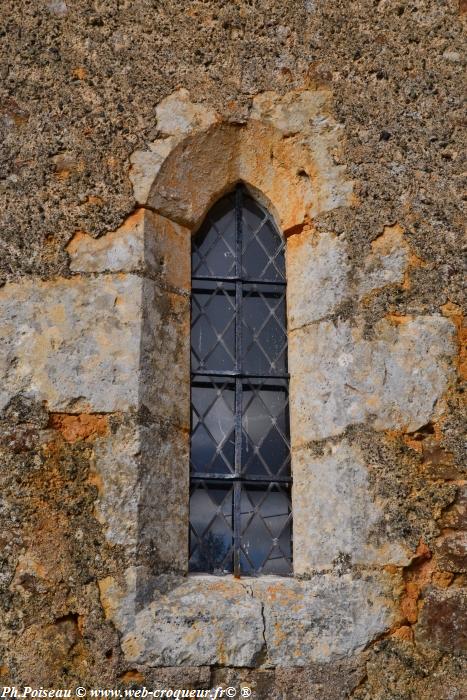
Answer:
[189, 184, 292, 577]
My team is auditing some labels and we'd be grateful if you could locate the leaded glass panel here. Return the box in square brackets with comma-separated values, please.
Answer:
[189, 185, 292, 576]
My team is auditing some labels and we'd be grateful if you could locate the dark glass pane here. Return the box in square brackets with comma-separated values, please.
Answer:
[242, 379, 290, 477]
[241, 286, 287, 375]
[240, 484, 292, 575]
[191, 282, 236, 372]
[189, 481, 233, 573]
[192, 194, 236, 278]
[242, 195, 285, 282]
[191, 379, 235, 475]
[190, 187, 292, 577]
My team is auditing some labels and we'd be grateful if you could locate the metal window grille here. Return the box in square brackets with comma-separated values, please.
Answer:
[189, 185, 292, 576]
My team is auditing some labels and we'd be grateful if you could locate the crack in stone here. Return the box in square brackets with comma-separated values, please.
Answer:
[238, 580, 269, 666]
[259, 600, 268, 660]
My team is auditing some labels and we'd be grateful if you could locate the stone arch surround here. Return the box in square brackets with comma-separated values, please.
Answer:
[130, 88, 354, 234]
[147, 120, 315, 233]
[0, 89, 458, 669]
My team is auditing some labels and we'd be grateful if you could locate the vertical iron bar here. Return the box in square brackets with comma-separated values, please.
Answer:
[233, 185, 243, 577]
[233, 480, 241, 576]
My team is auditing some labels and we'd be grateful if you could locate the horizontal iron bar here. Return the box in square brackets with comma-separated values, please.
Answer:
[190, 473, 292, 483]
[192, 370, 290, 379]
[192, 275, 286, 286]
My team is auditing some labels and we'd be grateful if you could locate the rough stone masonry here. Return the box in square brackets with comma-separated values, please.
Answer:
[0, 2, 465, 699]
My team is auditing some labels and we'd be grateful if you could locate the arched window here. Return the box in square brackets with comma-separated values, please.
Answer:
[189, 185, 292, 576]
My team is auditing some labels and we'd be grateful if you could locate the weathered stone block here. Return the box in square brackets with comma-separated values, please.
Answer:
[251, 90, 331, 137]
[0, 275, 142, 412]
[140, 279, 190, 429]
[66, 209, 146, 273]
[91, 419, 141, 551]
[130, 137, 178, 205]
[0, 272, 191, 421]
[100, 571, 400, 668]
[138, 420, 189, 572]
[100, 573, 264, 667]
[129, 89, 218, 205]
[155, 88, 218, 137]
[144, 210, 191, 292]
[286, 228, 350, 328]
[66, 210, 191, 293]
[92, 417, 189, 567]
[293, 440, 410, 572]
[251, 90, 353, 214]
[256, 573, 401, 666]
[289, 315, 455, 443]
[286, 223, 411, 329]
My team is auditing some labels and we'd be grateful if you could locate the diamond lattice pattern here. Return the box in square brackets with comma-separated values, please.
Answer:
[190, 187, 292, 575]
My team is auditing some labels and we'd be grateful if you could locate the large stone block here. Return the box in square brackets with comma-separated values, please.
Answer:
[286, 224, 411, 330]
[100, 573, 264, 667]
[138, 420, 190, 572]
[130, 137, 179, 206]
[140, 279, 190, 429]
[91, 420, 141, 551]
[289, 315, 455, 443]
[251, 90, 353, 215]
[99, 571, 400, 668]
[66, 210, 191, 293]
[0, 274, 142, 412]
[293, 440, 410, 572]
[286, 228, 350, 329]
[144, 210, 191, 292]
[66, 209, 146, 273]
[155, 88, 218, 137]
[0, 272, 190, 420]
[129, 89, 218, 205]
[256, 573, 400, 666]
[90, 416, 190, 565]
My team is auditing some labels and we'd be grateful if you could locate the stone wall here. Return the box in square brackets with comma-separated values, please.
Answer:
[0, 1, 465, 698]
